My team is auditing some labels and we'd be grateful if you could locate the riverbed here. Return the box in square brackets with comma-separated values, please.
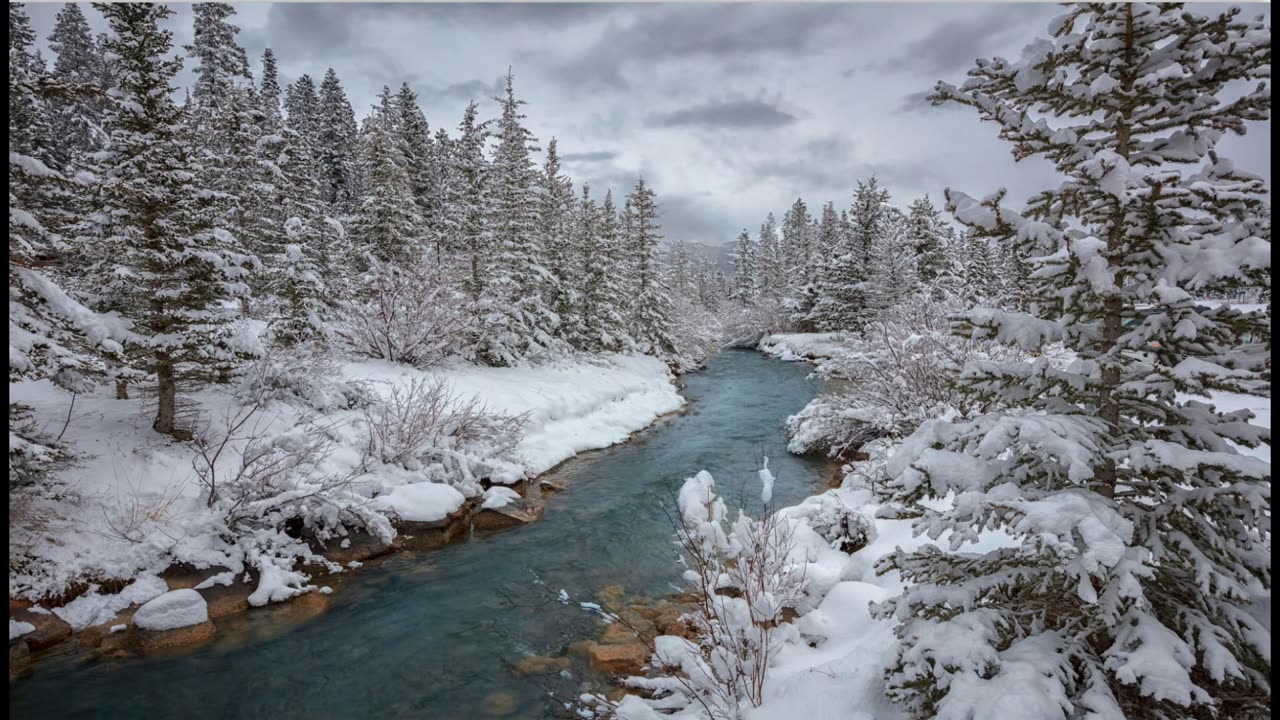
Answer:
[10, 350, 831, 719]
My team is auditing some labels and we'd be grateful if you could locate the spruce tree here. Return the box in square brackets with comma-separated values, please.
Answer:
[756, 212, 784, 302]
[730, 229, 757, 307]
[91, 2, 254, 437]
[477, 71, 560, 365]
[47, 3, 106, 165]
[625, 177, 676, 356]
[316, 68, 360, 207]
[876, 5, 1272, 718]
[781, 198, 814, 287]
[866, 211, 919, 313]
[905, 194, 952, 297]
[576, 186, 630, 352]
[539, 138, 577, 343]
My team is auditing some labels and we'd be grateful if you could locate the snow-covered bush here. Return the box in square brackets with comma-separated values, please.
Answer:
[624, 471, 807, 719]
[667, 296, 724, 373]
[237, 343, 371, 413]
[192, 401, 390, 548]
[336, 260, 469, 368]
[361, 376, 526, 491]
[718, 300, 795, 348]
[788, 297, 1020, 457]
[789, 493, 875, 554]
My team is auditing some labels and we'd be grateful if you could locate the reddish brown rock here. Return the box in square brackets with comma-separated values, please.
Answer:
[128, 620, 216, 654]
[9, 639, 32, 678]
[322, 532, 401, 565]
[197, 580, 253, 620]
[510, 655, 571, 676]
[9, 608, 72, 651]
[587, 642, 650, 675]
[79, 607, 138, 648]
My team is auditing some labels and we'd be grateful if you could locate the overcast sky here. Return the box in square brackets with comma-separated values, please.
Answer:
[27, 2, 1272, 246]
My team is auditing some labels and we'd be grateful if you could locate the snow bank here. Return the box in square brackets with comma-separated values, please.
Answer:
[10, 619, 36, 640]
[348, 352, 684, 478]
[373, 482, 466, 522]
[9, 351, 683, 609]
[133, 589, 208, 631]
[758, 333, 848, 362]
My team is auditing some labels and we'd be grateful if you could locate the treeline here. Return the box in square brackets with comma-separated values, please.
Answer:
[724, 178, 1027, 332]
[10, 2, 681, 448]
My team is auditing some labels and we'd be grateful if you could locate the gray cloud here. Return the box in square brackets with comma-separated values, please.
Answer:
[647, 99, 796, 130]
[886, 4, 1054, 76]
[561, 150, 619, 163]
[435, 77, 507, 104]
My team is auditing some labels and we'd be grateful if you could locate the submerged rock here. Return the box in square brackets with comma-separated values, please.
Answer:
[472, 496, 543, 531]
[128, 620, 216, 654]
[482, 689, 521, 716]
[510, 655, 571, 676]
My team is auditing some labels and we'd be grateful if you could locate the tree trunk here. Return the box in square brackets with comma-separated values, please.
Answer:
[153, 357, 177, 436]
[1093, 3, 1135, 501]
[115, 380, 129, 400]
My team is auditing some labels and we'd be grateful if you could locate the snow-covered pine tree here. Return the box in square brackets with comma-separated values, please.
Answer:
[781, 198, 813, 288]
[730, 229, 757, 307]
[46, 3, 106, 166]
[905, 194, 954, 298]
[446, 101, 491, 300]
[538, 138, 577, 344]
[756, 212, 784, 302]
[866, 211, 919, 313]
[186, 2, 252, 120]
[625, 177, 677, 357]
[392, 83, 438, 237]
[316, 68, 360, 208]
[808, 192, 875, 332]
[693, 256, 723, 313]
[575, 186, 630, 352]
[958, 229, 998, 305]
[252, 49, 334, 347]
[350, 86, 421, 267]
[91, 1, 256, 437]
[476, 71, 560, 365]
[9, 2, 130, 492]
[285, 74, 320, 148]
[666, 239, 695, 300]
[876, 5, 1272, 718]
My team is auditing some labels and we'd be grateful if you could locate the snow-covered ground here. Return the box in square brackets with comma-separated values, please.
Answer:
[9, 353, 683, 619]
[757, 333, 847, 362]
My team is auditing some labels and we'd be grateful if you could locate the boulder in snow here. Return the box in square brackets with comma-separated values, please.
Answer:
[128, 589, 215, 654]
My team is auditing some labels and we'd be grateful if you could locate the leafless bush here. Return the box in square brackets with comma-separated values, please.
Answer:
[361, 376, 526, 492]
[191, 401, 385, 541]
[336, 260, 470, 368]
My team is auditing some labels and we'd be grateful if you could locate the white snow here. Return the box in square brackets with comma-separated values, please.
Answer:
[758, 457, 775, 505]
[10, 619, 36, 640]
[373, 482, 466, 522]
[132, 589, 209, 631]
[758, 333, 847, 362]
[9, 351, 683, 608]
[481, 486, 522, 510]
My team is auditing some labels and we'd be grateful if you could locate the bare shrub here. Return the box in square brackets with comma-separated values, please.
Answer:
[238, 343, 372, 412]
[361, 376, 526, 487]
[336, 260, 469, 368]
[191, 401, 388, 543]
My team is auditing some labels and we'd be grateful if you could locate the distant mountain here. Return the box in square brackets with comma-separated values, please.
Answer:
[664, 239, 738, 274]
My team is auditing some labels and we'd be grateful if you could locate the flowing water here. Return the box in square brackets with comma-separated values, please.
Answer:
[11, 350, 831, 720]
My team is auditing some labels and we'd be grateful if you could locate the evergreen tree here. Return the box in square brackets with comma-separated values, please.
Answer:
[259, 48, 282, 131]
[91, 1, 255, 437]
[447, 101, 491, 300]
[538, 138, 576, 343]
[877, 6, 1272, 718]
[316, 68, 359, 207]
[476, 71, 559, 365]
[185, 3, 252, 132]
[756, 212, 784, 302]
[904, 194, 951, 295]
[351, 92, 420, 267]
[47, 3, 106, 165]
[667, 239, 694, 299]
[865, 212, 918, 312]
[730, 229, 757, 306]
[625, 177, 676, 356]
[285, 74, 320, 147]
[781, 198, 814, 286]
[576, 187, 630, 351]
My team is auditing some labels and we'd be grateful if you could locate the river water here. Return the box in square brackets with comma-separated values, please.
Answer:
[11, 350, 830, 719]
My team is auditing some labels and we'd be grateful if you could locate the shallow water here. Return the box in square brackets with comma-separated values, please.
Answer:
[11, 350, 830, 720]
